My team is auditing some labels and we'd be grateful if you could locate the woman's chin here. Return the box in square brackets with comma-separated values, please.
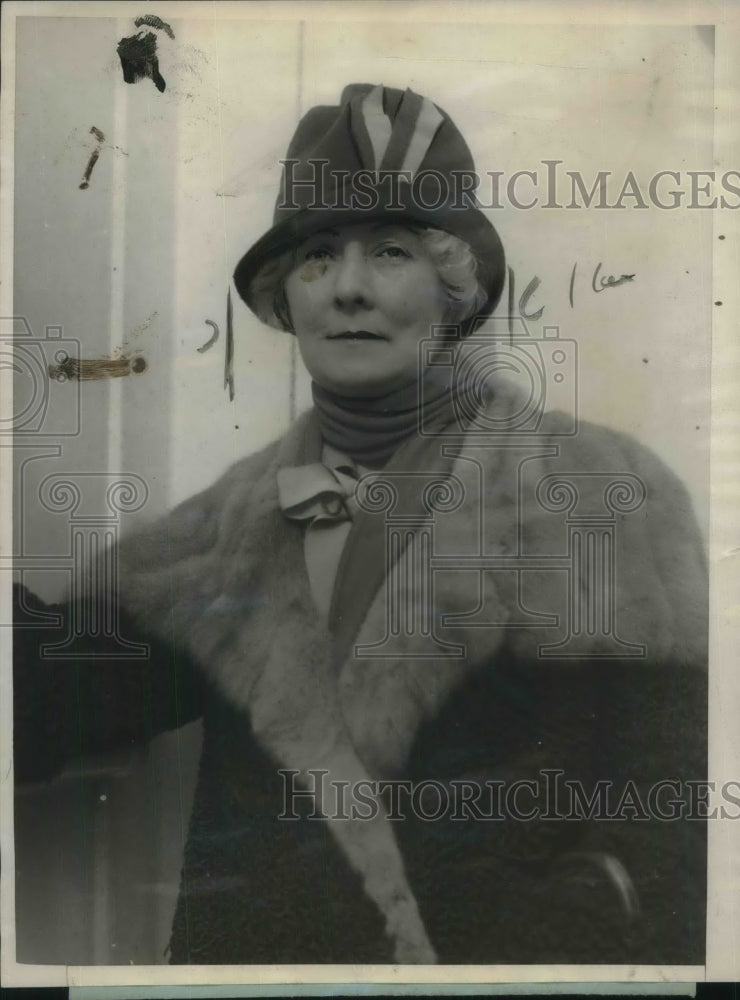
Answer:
[313, 366, 417, 398]
[321, 377, 414, 399]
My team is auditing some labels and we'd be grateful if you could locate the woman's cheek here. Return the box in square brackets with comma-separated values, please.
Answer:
[288, 292, 319, 338]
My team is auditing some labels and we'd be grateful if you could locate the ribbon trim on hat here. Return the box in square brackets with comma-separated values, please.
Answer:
[350, 85, 445, 178]
[398, 96, 444, 176]
[360, 86, 393, 175]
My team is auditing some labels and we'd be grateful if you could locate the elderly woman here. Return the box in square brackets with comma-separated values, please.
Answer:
[14, 84, 707, 966]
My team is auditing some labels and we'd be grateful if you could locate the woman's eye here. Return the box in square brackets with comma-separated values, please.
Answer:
[376, 244, 411, 260]
[304, 246, 334, 262]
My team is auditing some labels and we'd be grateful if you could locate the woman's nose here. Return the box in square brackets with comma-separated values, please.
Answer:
[332, 245, 372, 310]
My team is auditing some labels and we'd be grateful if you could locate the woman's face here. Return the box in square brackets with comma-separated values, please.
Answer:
[284, 222, 446, 396]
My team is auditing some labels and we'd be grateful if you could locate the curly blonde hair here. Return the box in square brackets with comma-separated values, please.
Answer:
[248, 226, 489, 332]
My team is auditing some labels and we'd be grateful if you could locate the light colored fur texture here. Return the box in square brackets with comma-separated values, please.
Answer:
[114, 378, 707, 963]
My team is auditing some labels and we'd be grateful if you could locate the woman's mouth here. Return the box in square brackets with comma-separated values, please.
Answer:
[327, 330, 388, 341]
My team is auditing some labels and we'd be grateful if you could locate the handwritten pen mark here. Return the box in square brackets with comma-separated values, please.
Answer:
[507, 265, 516, 343]
[518, 275, 544, 322]
[48, 354, 147, 381]
[134, 14, 175, 39]
[592, 262, 636, 293]
[117, 31, 166, 93]
[197, 320, 220, 354]
[225, 289, 235, 402]
[569, 263, 577, 309]
[508, 267, 544, 327]
[79, 126, 106, 190]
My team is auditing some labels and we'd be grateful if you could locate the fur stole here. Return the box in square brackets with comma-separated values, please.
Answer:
[114, 377, 708, 963]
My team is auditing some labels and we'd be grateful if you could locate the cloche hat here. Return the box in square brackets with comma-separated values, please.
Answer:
[233, 83, 506, 331]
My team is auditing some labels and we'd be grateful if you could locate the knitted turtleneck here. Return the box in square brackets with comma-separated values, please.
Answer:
[311, 372, 458, 468]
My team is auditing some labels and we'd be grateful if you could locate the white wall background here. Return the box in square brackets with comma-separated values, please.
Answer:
[11, 11, 713, 965]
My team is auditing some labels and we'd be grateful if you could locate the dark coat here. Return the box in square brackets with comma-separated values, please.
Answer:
[14, 380, 708, 966]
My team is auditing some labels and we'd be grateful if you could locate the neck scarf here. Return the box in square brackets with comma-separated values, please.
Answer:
[311, 371, 457, 468]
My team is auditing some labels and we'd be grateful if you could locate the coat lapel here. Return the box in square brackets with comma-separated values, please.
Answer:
[328, 422, 465, 669]
[117, 408, 437, 963]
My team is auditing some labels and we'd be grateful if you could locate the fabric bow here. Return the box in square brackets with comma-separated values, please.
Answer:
[277, 461, 360, 524]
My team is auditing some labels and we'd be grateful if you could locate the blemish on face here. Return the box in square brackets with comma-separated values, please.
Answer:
[300, 260, 328, 282]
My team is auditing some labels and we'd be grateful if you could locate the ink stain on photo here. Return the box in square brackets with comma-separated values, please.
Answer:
[127, 311, 159, 339]
[79, 126, 106, 190]
[134, 14, 175, 40]
[48, 354, 147, 381]
[117, 31, 167, 93]
[79, 149, 100, 190]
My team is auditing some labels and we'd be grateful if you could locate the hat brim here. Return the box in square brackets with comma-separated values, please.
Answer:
[233, 198, 505, 333]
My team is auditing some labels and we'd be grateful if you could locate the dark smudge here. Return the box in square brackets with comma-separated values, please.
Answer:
[79, 126, 106, 190]
[134, 14, 175, 40]
[79, 148, 100, 190]
[48, 354, 147, 381]
[117, 31, 166, 93]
